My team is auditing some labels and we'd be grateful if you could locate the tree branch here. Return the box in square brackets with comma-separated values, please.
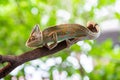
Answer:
[0, 40, 67, 78]
[0, 22, 100, 78]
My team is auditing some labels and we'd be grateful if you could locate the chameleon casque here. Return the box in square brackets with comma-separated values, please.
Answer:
[26, 21, 100, 50]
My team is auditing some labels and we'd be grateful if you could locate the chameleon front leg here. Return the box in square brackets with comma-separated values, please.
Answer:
[45, 32, 58, 50]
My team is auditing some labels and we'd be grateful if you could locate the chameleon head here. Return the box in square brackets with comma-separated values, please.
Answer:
[26, 24, 43, 47]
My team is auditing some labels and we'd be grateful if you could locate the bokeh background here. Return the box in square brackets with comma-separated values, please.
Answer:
[0, 0, 120, 80]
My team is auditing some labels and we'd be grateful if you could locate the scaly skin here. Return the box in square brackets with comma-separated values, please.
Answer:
[26, 22, 100, 49]
[42, 24, 87, 43]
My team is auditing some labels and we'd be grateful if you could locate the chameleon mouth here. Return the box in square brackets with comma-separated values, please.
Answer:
[26, 40, 41, 47]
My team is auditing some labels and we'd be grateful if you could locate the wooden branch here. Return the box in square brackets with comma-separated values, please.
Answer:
[0, 40, 68, 78]
[0, 22, 100, 78]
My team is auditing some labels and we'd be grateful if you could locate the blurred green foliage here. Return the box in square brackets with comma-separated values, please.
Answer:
[0, 0, 120, 80]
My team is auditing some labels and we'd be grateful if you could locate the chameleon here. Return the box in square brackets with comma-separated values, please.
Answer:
[26, 21, 100, 50]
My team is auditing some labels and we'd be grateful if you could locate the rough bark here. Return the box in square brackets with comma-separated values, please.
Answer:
[0, 41, 67, 78]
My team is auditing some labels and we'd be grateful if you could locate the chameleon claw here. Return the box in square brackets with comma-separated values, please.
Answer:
[44, 32, 58, 50]
[66, 39, 72, 48]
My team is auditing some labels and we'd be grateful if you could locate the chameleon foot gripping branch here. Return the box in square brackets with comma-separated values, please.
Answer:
[0, 21, 100, 78]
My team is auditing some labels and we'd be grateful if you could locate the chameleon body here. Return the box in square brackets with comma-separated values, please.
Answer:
[26, 21, 100, 50]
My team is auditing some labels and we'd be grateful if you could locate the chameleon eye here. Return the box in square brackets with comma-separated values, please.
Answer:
[31, 36, 36, 40]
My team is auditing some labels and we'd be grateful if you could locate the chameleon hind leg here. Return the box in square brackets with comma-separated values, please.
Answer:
[45, 32, 58, 50]
[66, 37, 83, 48]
